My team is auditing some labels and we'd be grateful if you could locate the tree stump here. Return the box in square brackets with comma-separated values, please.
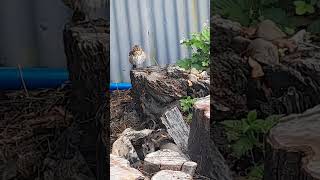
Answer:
[264, 105, 320, 180]
[63, 18, 109, 179]
[130, 65, 209, 128]
[188, 96, 233, 180]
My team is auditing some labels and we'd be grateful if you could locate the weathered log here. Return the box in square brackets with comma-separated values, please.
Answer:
[160, 106, 190, 153]
[62, 18, 108, 179]
[130, 65, 209, 129]
[264, 105, 320, 180]
[151, 170, 192, 180]
[188, 96, 233, 180]
[143, 149, 197, 176]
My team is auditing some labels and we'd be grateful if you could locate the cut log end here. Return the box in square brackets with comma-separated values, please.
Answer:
[265, 105, 320, 180]
[194, 96, 210, 119]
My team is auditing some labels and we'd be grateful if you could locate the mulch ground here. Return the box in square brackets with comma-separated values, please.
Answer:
[0, 87, 73, 178]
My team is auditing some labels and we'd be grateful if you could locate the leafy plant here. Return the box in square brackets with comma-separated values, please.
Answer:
[220, 110, 280, 179]
[180, 96, 196, 113]
[177, 24, 210, 71]
[213, 0, 320, 34]
[180, 96, 196, 123]
[294, 1, 315, 15]
[221, 110, 279, 158]
[248, 163, 264, 180]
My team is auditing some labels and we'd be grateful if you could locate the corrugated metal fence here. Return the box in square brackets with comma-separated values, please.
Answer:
[0, 0, 209, 82]
[111, 0, 210, 82]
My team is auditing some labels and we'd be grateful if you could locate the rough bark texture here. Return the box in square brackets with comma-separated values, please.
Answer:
[211, 15, 320, 154]
[63, 19, 108, 179]
[264, 105, 320, 180]
[160, 106, 190, 153]
[130, 65, 209, 129]
[188, 96, 233, 180]
[211, 15, 320, 119]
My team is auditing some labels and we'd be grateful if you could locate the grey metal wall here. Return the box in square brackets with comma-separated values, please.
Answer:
[111, 0, 210, 82]
[0, 0, 209, 82]
[0, 0, 71, 68]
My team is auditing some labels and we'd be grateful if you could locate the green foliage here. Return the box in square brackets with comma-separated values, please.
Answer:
[177, 24, 210, 71]
[294, 1, 315, 15]
[180, 96, 196, 113]
[180, 96, 196, 123]
[221, 110, 280, 179]
[221, 111, 279, 158]
[248, 164, 264, 180]
[213, 0, 320, 33]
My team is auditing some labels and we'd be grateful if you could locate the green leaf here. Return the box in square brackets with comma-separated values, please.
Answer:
[177, 59, 191, 70]
[305, 4, 315, 13]
[247, 110, 257, 123]
[250, 119, 265, 132]
[294, 1, 306, 7]
[226, 130, 241, 142]
[220, 120, 241, 129]
[180, 96, 196, 112]
[248, 164, 264, 180]
[186, 113, 193, 123]
[202, 61, 209, 67]
[190, 63, 203, 71]
[232, 136, 254, 158]
[241, 120, 251, 133]
[296, 6, 307, 15]
[284, 27, 295, 35]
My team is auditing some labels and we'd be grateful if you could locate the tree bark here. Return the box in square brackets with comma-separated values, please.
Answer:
[63, 18, 109, 179]
[210, 16, 320, 154]
[264, 105, 320, 180]
[130, 65, 209, 129]
[211, 15, 320, 120]
[188, 96, 233, 180]
[160, 106, 190, 153]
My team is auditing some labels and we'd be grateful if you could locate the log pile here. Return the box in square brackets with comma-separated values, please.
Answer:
[211, 15, 320, 147]
[212, 15, 320, 119]
[212, 15, 320, 179]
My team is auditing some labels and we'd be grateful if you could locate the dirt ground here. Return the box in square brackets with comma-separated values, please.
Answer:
[110, 90, 143, 150]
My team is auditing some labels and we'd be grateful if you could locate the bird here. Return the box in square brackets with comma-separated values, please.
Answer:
[62, 0, 107, 22]
[129, 45, 146, 69]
